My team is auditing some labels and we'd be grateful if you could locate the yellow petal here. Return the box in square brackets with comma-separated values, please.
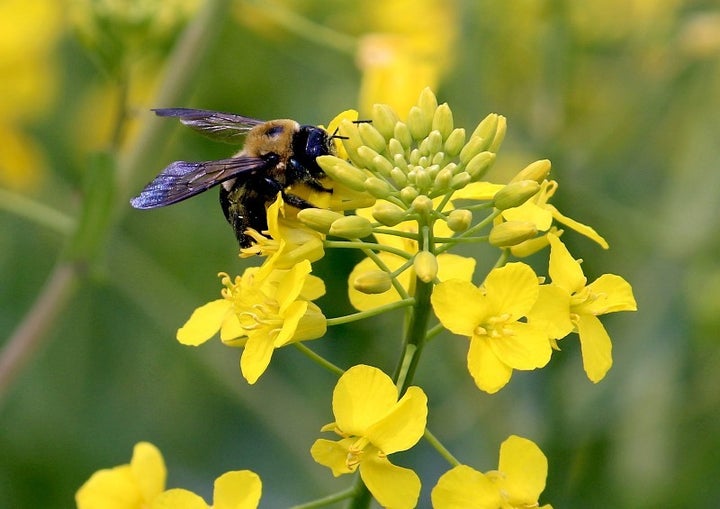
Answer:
[359, 453, 421, 509]
[582, 274, 638, 315]
[431, 279, 488, 336]
[177, 300, 231, 346]
[310, 438, 355, 476]
[436, 253, 476, 282]
[547, 204, 609, 249]
[486, 322, 551, 370]
[276, 260, 311, 313]
[576, 314, 612, 383]
[451, 181, 504, 201]
[213, 471, 262, 509]
[150, 489, 207, 509]
[502, 201, 553, 231]
[76, 466, 142, 509]
[240, 333, 276, 385]
[333, 365, 399, 435]
[467, 337, 513, 394]
[548, 234, 586, 293]
[528, 285, 574, 339]
[275, 300, 307, 346]
[130, 442, 166, 502]
[483, 263, 539, 319]
[496, 435, 548, 505]
[365, 386, 427, 454]
[431, 465, 501, 509]
[348, 254, 408, 311]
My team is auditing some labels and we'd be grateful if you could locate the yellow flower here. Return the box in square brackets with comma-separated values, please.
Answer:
[431, 263, 552, 393]
[530, 234, 636, 382]
[501, 179, 609, 249]
[311, 365, 427, 509]
[76, 442, 166, 509]
[150, 470, 262, 509]
[432, 435, 552, 509]
[177, 260, 327, 384]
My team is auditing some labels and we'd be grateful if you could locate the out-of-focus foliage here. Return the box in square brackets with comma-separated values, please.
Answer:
[1, 1, 720, 507]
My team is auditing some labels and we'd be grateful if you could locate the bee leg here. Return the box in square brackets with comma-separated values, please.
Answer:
[280, 190, 317, 210]
[287, 159, 333, 193]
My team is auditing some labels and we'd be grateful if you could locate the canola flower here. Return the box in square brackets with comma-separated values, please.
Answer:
[79, 88, 636, 508]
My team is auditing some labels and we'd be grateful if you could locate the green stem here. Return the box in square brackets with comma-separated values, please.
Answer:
[424, 428, 461, 467]
[324, 240, 413, 259]
[291, 486, 357, 509]
[325, 298, 415, 326]
[293, 343, 344, 377]
[0, 188, 75, 235]
[392, 278, 433, 394]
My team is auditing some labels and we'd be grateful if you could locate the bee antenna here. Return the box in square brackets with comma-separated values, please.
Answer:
[353, 119, 372, 125]
[329, 126, 348, 140]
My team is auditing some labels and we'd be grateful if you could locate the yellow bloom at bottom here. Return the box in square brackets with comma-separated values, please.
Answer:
[431, 435, 552, 509]
[75, 442, 261, 509]
[311, 365, 428, 509]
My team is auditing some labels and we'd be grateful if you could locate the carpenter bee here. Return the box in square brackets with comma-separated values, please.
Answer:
[130, 108, 334, 247]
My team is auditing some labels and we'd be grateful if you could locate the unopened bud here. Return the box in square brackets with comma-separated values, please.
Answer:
[450, 172, 472, 190]
[489, 221, 538, 247]
[417, 87, 439, 123]
[444, 128, 466, 157]
[432, 103, 454, 139]
[510, 159, 551, 183]
[353, 270, 393, 294]
[459, 136, 491, 164]
[390, 167, 408, 187]
[407, 106, 432, 140]
[447, 209, 473, 232]
[493, 180, 540, 210]
[489, 115, 507, 152]
[359, 122, 387, 153]
[411, 194, 433, 214]
[329, 215, 374, 239]
[364, 177, 395, 198]
[371, 104, 399, 140]
[372, 202, 407, 226]
[419, 130, 443, 155]
[371, 154, 394, 177]
[317, 156, 367, 191]
[393, 122, 413, 149]
[471, 113, 498, 144]
[400, 186, 419, 204]
[464, 151, 495, 180]
[296, 208, 345, 233]
[413, 251, 438, 283]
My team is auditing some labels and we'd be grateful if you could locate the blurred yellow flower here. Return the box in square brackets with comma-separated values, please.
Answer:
[311, 364, 427, 509]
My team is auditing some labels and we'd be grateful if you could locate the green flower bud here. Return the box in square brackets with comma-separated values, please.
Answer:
[364, 177, 395, 198]
[372, 202, 407, 226]
[296, 208, 345, 233]
[489, 115, 507, 152]
[411, 194, 433, 214]
[371, 104, 400, 140]
[393, 153, 408, 171]
[353, 270, 393, 294]
[417, 87, 439, 123]
[450, 172, 472, 190]
[400, 186, 419, 204]
[371, 154, 394, 178]
[459, 136, 492, 164]
[488, 221, 538, 247]
[510, 232, 554, 258]
[359, 122, 388, 154]
[431, 151, 446, 166]
[407, 106, 432, 140]
[393, 122, 413, 149]
[464, 151, 495, 180]
[471, 113, 498, 143]
[443, 128, 466, 157]
[409, 148, 421, 165]
[447, 209, 473, 232]
[390, 167, 408, 187]
[434, 167, 454, 189]
[493, 180, 540, 210]
[510, 159, 551, 183]
[419, 130, 443, 155]
[329, 215, 374, 239]
[414, 168, 432, 191]
[317, 156, 368, 191]
[432, 103, 454, 139]
[338, 119, 365, 165]
[356, 146, 381, 169]
[413, 251, 438, 283]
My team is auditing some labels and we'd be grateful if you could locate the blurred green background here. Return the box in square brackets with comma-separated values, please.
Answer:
[2, 0, 720, 507]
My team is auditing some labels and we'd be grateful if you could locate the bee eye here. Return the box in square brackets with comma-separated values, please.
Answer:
[265, 125, 284, 138]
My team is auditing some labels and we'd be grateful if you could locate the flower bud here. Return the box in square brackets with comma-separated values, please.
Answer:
[450, 172, 472, 190]
[489, 221, 538, 247]
[493, 180, 540, 210]
[464, 151, 495, 180]
[510, 233, 553, 258]
[443, 128, 466, 157]
[434, 167, 454, 189]
[338, 119, 365, 164]
[358, 122, 387, 153]
[411, 194, 433, 215]
[413, 251, 438, 283]
[414, 168, 432, 191]
[393, 122, 413, 149]
[353, 270, 393, 294]
[419, 130, 443, 155]
[393, 153, 408, 171]
[400, 186, 419, 204]
[388, 138, 405, 157]
[407, 106, 432, 140]
[364, 177, 395, 198]
[432, 103, 454, 139]
[390, 167, 408, 187]
[317, 156, 367, 191]
[447, 209, 473, 232]
[296, 208, 345, 233]
[471, 113, 498, 144]
[372, 202, 407, 226]
[329, 215, 374, 239]
[418, 87, 439, 122]
[489, 115, 507, 152]
[371, 154, 394, 178]
[371, 103, 399, 140]
[510, 159, 551, 183]
[459, 136, 491, 164]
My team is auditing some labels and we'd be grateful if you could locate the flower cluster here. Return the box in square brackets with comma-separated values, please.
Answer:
[79, 88, 636, 508]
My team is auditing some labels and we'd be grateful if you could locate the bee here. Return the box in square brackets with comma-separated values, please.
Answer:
[130, 108, 334, 247]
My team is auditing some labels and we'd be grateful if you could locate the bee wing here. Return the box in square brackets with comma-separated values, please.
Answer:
[153, 108, 265, 143]
[130, 156, 275, 209]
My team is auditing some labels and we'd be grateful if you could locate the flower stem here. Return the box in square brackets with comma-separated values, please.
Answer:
[291, 486, 357, 509]
[293, 343, 344, 377]
[326, 298, 414, 326]
[393, 278, 434, 394]
[424, 428, 461, 467]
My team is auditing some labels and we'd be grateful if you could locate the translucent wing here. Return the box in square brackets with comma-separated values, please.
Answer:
[130, 155, 276, 209]
[153, 108, 265, 143]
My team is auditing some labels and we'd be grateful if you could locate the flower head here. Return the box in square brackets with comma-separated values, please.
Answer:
[311, 365, 427, 509]
[432, 263, 552, 393]
[177, 260, 327, 384]
[432, 435, 552, 509]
